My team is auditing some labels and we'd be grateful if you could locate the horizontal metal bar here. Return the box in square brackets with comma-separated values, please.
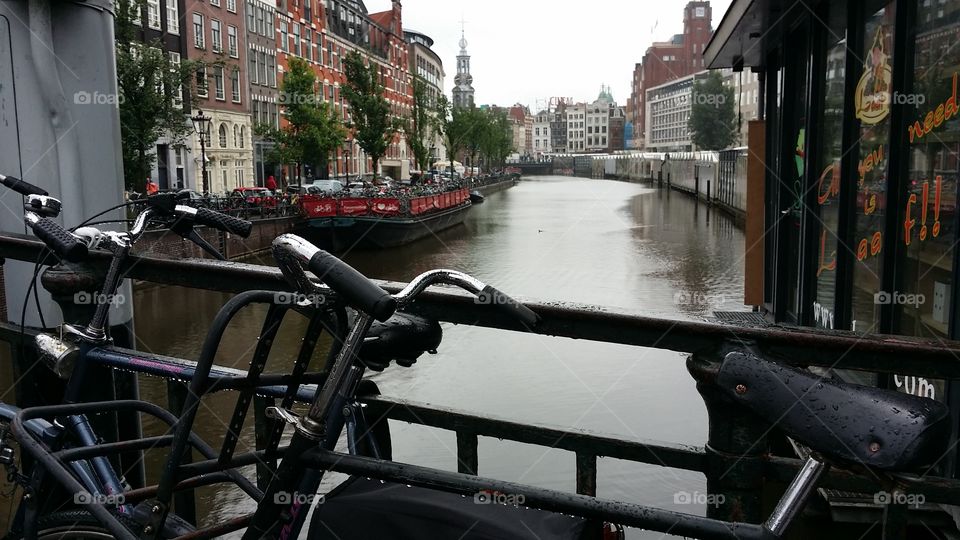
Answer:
[2, 233, 957, 377]
[54, 435, 174, 462]
[122, 472, 235, 505]
[303, 449, 769, 540]
[361, 395, 708, 472]
[178, 446, 288, 479]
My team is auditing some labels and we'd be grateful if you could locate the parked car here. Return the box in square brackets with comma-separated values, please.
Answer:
[306, 179, 344, 195]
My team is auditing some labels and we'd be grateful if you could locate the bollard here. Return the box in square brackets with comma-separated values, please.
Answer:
[687, 349, 767, 525]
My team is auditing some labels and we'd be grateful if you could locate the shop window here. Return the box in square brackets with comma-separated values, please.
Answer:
[850, 0, 896, 333]
[812, 0, 848, 331]
[892, 0, 960, 401]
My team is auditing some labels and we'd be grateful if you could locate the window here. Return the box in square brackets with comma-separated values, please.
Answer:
[193, 13, 205, 48]
[219, 124, 228, 148]
[211, 20, 222, 53]
[214, 66, 225, 100]
[267, 54, 276, 87]
[169, 52, 182, 105]
[233, 125, 239, 147]
[228, 26, 238, 57]
[231, 69, 241, 102]
[227, 0, 236, 13]
[196, 67, 208, 97]
[293, 23, 301, 56]
[250, 51, 258, 85]
[239, 126, 245, 148]
[255, 6, 264, 36]
[279, 21, 288, 52]
[248, 3, 256, 31]
[260, 51, 268, 85]
[316, 33, 323, 64]
[166, 0, 179, 34]
[304, 0, 311, 21]
[306, 31, 312, 62]
[146, 0, 161, 29]
[210, 0, 219, 6]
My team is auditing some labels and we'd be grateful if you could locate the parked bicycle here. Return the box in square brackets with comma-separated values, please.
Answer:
[0, 172, 952, 539]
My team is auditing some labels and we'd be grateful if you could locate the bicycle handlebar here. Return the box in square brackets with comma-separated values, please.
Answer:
[0, 174, 48, 197]
[25, 214, 88, 262]
[189, 206, 253, 238]
[308, 249, 397, 322]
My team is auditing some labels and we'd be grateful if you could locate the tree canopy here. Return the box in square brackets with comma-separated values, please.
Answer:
[342, 51, 401, 177]
[688, 71, 738, 151]
[115, 0, 202, 191]
[255, 57, 345, 184]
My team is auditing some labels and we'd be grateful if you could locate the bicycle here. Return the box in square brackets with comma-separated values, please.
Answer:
[231, 233, 951, 540]
[0, 173, 254, 538]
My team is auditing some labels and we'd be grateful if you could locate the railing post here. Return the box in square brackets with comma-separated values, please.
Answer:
[575, 452, 597, 497]
[687, 350, 767, 525]
[456, 431, 478, 476]
[253, 395, 277, 490]
[167, 380, 197, 525]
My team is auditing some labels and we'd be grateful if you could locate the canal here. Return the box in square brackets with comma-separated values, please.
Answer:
[132, 175, 746, 538]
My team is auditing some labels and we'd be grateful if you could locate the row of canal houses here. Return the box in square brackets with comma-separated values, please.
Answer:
[130, 0, 423, 193]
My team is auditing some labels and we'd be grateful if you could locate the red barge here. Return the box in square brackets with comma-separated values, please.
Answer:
[297, 188, 472, 249]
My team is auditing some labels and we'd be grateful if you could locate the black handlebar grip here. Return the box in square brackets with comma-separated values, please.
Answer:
[194, 207, 253, 238]
[479, 285, 540, 329]
[31, 218, 87, 262]
[0, 175, 48, 196]
[308, 250, 396, 322]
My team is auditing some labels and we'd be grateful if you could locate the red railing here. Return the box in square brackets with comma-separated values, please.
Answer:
[301, 188, 470, 219]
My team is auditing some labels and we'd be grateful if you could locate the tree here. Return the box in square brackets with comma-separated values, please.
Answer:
[256, 57, 345, 186]
[342, 51, 400, 178]
[479, 110, 512, 172]
[441, 100, 471, 170]
[688, 71, 738, 151]
[406, 77, 437, 172]
[115, 0, 203, 191]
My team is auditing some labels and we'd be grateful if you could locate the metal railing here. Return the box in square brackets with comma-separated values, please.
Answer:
[0, 232, 958, 538]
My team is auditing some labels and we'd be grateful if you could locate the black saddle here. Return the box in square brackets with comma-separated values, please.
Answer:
[717, 352, 951, 472]
[358, 312, 442, 371]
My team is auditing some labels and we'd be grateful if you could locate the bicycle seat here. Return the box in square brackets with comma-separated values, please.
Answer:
[717, 352, 951, 472]
[359, 312, 442, 371]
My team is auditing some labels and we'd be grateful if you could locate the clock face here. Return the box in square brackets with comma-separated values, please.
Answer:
[466, 75, 473, 84]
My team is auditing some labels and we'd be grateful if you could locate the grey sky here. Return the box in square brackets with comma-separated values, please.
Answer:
[367, 0, 733, 111]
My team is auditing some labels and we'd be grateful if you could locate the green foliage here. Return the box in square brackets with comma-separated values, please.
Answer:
[440, 103, 511, 173]
[688, 71, 738, 151]
[342, 51, 401, 177]
[256, 57, 345, 183]
[479, 110, 513, 170]
[406, 77, 434, 172]
[115, 0, 202, 191]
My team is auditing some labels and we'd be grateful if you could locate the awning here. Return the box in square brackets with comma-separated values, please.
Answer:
[704, 0, 790, 70]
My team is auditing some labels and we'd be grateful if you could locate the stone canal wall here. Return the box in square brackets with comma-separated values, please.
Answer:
[474, 177, 519, 196]
[591, 153, 748, 226]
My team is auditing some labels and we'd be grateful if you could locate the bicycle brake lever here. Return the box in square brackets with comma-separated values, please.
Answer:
[184, 229, 226, 261]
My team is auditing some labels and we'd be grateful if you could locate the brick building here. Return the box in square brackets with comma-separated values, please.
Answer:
[185, 0, 254, 193]
[246, 0, 280, 185]
[275, 0, 412, 181]
[629, 1, 713, 150]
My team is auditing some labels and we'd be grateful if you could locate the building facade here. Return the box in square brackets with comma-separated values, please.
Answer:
[533, 110, 551, 158]
[586, 86, 614, 152]
[185, 0, 255, 193]
[566, 103, 585, 153]
[634, 1, 713, 149]
[245, 0, 280, 186]
[405, 29, 447, 166]
[644, 71, 707, 152]
[131, 0, 191, 191]
[549, 100, 569, 153]
[707, 0, 960, 444]
[452, 29, 475, 109]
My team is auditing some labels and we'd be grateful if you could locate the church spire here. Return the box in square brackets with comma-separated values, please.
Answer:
[452, 17, 475, 108]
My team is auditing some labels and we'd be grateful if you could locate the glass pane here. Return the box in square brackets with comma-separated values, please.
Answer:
[812, 1, 848, 331]
[893, 0, 960, 401]
[850, 0, 896, 333]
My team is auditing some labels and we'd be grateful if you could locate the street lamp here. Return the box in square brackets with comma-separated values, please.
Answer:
[344, 139, 354, 180]
[191, 109, 211, 194]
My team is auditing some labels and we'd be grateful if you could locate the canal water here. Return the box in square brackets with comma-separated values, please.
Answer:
[132, 176, 746, 538]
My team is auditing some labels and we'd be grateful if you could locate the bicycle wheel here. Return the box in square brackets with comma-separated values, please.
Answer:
[12, 510, 182, 539]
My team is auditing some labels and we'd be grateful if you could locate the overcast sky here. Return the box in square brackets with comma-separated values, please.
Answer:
[366, 0, 733, 111]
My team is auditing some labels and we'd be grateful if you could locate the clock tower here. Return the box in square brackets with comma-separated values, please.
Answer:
[452, 27, 475, 108]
